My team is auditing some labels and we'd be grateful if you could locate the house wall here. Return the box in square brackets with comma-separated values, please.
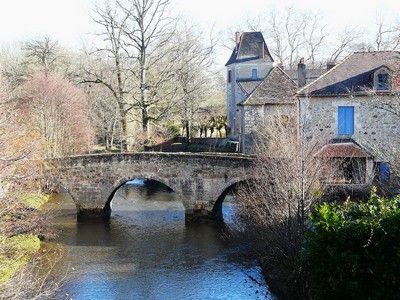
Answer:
[241, 103, 296, 153]
[299, 94, 400, 161]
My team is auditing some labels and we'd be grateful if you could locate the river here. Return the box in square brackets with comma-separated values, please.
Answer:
[49, 179, 273, 300]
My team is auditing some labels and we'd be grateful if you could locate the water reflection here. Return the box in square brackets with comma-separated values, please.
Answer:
[51, 179, 273, 300]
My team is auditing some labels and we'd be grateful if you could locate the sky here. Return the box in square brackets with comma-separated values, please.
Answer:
[0, 0, 399, 65]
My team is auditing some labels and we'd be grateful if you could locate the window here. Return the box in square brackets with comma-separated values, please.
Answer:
[374, 67, 391, 91]
[338, 106, 354, 135]
[251, 68, 257, 79]
[228, 70, 232, 83]
[377, 73, 389, 90]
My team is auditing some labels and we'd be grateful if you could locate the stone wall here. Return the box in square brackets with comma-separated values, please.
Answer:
[241, 103, 296, 154]
[299, 94, 400, 158]
[45, 152, 255, 222]
[226, 62, 273, 140]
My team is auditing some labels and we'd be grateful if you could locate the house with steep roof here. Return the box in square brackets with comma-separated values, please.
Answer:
[298, 51, 400, 192]
[226, 32, 275, 140]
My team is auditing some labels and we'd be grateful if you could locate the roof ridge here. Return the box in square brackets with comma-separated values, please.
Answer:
[353, 50, 400, 54]
[296, 52, 354, 95]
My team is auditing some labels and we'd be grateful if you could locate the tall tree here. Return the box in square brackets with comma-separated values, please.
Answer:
[117, 0, 178, 133]
[85, 1, 132, 149]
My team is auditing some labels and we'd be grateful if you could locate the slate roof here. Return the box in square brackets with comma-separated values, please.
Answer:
[226, 32, 274, 66]
[240, 67, 297, 105]
[297, 51, 400, 96]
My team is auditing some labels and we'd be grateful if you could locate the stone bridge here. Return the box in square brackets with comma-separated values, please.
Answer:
[44, 152, 255, 222]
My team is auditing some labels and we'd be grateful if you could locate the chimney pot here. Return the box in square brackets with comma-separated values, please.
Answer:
[327, 61, 336, 70]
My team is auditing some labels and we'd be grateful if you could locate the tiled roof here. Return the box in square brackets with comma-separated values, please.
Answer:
[240, 67, 297, 105]
[226, 32, 274, 66]
[314, 142, 372, 158]
[298, 51, 400, 96]
[237, 80, 263, 95]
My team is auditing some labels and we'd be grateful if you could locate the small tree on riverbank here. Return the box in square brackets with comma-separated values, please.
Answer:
[234, 117, 334, 299]
[18, 72, 93, 158]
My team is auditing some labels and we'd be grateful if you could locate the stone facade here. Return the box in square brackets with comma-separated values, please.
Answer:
[44, 152, 255, 222]
[240, 104, 296, 153]
[299, 95, 400, 150]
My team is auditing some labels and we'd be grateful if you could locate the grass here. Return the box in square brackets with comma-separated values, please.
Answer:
[0, 235, 41, 285]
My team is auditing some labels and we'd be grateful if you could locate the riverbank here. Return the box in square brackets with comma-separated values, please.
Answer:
[0, 193, 50, 286]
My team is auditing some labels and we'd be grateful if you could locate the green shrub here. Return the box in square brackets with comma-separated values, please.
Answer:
[305, 189, 400, 300]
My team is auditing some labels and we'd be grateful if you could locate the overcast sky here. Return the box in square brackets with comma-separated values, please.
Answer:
[0, 0, 399, 65]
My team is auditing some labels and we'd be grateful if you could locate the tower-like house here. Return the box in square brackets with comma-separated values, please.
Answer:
[225, 32, 274, 140]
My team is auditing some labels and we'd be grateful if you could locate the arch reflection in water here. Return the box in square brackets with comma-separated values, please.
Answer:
[52, 179, 273, 300]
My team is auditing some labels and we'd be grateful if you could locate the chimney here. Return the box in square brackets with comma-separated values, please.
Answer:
[297, 58, 307, 88]
[261, 41, 265, 58]
[235, 32, 241, 50]
[326, 61, 335, 70]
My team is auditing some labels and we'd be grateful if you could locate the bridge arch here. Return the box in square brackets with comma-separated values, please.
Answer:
[103, 175, 179, 218]
[211, 178, 253, 220]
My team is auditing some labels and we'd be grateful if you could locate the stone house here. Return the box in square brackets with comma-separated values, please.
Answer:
[297, 51, 400, 192]
[226, 32, 326, 152]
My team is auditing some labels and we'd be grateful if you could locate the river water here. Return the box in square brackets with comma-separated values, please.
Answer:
[50, 179, 273, 300]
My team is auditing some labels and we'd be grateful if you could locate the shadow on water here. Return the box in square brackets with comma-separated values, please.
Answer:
[49, 179, 274, 300]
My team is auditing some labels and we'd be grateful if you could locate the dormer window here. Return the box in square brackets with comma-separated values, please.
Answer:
[377, 73, 389, 90]
[374, 67, 391, 91]
[251, 68, 258, 79]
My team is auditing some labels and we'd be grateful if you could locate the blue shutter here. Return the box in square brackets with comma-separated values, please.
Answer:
[346, 106, 354, 134]
[379, 162, 390, 183]
[338, 106, 354, 135]
[338, 107, 346, 134]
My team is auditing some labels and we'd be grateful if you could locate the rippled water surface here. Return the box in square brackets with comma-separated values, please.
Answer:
[50, 179, 273, 300]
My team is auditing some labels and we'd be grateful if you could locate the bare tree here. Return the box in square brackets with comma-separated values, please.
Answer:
[19, 72, 93, 158]
[117, 0, 179, 133]
[174, 24, 215, 142]
[375, 19, 400, 51]
[84, 1, 133, 149]
[234, 111, 334, 299]
[239, 7, 328, 69]
[22, 36, 60, 73]
[329, 27, 361, 63]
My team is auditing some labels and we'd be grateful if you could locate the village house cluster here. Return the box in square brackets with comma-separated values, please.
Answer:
[226, 31, 400, 193]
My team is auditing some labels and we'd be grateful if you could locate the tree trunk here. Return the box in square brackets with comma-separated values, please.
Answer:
[185, 120, 190, 144]
[119, 109, 128, 151]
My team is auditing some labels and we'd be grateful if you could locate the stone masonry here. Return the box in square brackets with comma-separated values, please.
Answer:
[44, 152, 255, 222]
